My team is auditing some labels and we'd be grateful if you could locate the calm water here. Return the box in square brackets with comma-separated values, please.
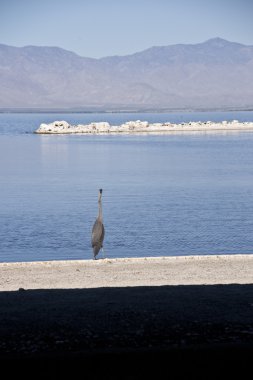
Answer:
[1, 111, 253, 262]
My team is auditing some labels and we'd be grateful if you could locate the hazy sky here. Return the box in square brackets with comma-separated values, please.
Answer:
[1, 0, 253, 58]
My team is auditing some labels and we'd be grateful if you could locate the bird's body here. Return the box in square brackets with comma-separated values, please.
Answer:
[91, 218, 105, 257]
[91, 189, 105, 259]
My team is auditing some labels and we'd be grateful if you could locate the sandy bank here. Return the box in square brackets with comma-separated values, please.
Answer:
[1, 255, 252, 378]
[1, 254, 252, 291]
[35, 119, 253, 134]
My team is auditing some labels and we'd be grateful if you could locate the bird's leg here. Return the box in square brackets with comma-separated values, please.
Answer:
[101, 247, 105, 259]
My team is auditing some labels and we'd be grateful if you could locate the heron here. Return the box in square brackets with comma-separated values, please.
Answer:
[91, 189, 105, 260]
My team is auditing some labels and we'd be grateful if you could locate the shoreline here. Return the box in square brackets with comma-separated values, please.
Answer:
[1, 254, 252, 377]
[1, 254, 252, 291]
[1, 107, 253, 113]
[35, 119, 253, 134]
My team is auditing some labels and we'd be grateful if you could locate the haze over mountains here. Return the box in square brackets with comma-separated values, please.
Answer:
[0, 38, 253, 111]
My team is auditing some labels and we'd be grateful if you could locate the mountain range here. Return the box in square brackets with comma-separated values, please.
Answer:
[0, 38, 253, 111]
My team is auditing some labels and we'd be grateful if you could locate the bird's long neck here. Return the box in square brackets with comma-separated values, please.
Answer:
[98, 193, 103, 221]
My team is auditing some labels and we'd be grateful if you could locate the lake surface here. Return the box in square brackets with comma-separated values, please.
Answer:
[1, 111, 253, 262]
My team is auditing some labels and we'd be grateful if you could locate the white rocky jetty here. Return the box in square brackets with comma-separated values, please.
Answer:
[35, 119, 253, 134]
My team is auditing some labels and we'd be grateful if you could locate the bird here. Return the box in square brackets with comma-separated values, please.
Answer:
[91, 189, 105, 260]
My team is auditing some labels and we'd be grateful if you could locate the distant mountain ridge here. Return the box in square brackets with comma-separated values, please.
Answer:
[0, 38, 253, 110]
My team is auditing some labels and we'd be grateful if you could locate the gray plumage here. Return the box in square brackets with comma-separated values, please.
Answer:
[91, 189, 105, 259]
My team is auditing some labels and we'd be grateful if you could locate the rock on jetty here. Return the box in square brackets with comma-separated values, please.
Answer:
[35, 119, 253, 134]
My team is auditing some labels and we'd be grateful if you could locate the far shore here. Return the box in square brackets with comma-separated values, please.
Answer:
[1, 107, 253, 113]
[1, 254, 252, 291]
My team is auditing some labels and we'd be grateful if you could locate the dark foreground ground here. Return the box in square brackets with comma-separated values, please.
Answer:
[0, 284, 252, 379]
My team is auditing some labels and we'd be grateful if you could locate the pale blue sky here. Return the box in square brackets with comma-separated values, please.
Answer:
[1, 0, 253, 58]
